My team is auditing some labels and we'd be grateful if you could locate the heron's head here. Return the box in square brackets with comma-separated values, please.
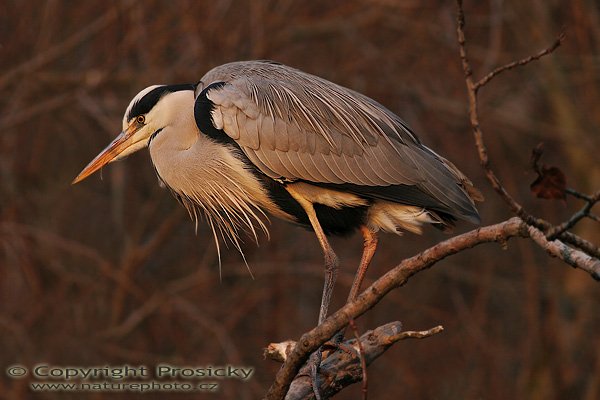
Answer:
[72, 84, 195, 184]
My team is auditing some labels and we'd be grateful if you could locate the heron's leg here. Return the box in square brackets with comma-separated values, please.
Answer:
[347, 225, 378, 302]
[331, 225, 379, 345]
[286, 189, 339, 324]
[286, 187, 339, 400]
[311, 214, 339, 325]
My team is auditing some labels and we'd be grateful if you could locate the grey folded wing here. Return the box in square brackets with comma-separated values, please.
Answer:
[196, 61, 479, 222]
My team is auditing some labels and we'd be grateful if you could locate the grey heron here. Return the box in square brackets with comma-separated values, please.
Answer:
[73, 59, 481, 336]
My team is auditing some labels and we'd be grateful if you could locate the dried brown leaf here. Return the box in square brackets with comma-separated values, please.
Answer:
[530, 166, 567, 200]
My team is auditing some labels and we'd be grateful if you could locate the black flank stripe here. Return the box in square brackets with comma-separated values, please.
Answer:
[193, 82, 238, 146]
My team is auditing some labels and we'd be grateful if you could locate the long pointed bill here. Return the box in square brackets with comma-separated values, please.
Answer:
[72, 124, 138, 184]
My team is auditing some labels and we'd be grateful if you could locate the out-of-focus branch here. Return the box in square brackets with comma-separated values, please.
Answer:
[0, 2, 134, 91]
[0, 93, 72, 130]
[265, 322, 443, 400]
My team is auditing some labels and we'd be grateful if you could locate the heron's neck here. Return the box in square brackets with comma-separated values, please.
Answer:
[148, 114, 286, 243]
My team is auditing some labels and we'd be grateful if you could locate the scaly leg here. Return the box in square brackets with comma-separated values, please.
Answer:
[332, 225, 379, 345]
[347, 225, 378, 302]
[286, 186, 339, 399]
[286, 186, 339, 324]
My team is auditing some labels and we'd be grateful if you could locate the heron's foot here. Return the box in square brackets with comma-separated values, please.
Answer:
[330, 329, 345, 346]
[321, 334, 357, 361]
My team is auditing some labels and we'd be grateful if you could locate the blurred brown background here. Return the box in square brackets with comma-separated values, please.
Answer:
[1, 0, 599, 399]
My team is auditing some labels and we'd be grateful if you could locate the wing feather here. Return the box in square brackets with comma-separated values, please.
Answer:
[310, 152, 345, 183]
[275, 149, 303, 178]
[273, 118, 290, 152]
[286, 151, 318, 181]
[239, 115, 260, 150]
[320, 152, 351, 184]
[270, 149, 297, 178]
[244, 149, 278, 177]
[249, 147, 280, 177]
[196, 61, 479, 221]
[297, 152, 324, 181]
[363, 146, 399, 184]
[258, 113, 277, 151]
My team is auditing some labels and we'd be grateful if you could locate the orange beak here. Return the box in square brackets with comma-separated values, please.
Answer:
[72, 123, 139, 184]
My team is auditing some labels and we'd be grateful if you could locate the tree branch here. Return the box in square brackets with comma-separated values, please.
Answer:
[265, 322, 443, 399]
[456, 0, 552, 225]
[545, 190, 600, 240]
[474, 31, 566, 91]
[527, 226, 600, 279]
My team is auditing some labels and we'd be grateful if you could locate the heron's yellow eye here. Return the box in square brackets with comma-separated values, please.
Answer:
[136, 115, 145, 124]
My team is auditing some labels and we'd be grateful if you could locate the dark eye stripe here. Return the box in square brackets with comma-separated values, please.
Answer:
[128, 84, 195, 122]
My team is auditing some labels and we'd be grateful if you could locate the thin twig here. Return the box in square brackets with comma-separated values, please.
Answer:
[527, 226, 600, 280]
[383, 325, 444, 343]
[566, 188, 594, 202]
[474, 31, 566, 91]
[549, 228, 600, 259]
[456, 0, 537, 224]
[546, 190, 600, 240]
[349, 319, 368, 400]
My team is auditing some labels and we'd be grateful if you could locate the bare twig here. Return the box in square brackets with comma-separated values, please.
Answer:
[456, 0, 537, 224]
[265, 216, 600, 398]
[546, 190, 600, 240]
[566, 188, 595, 202]
[527, 226, 600, 279]
[474, 31, 566, 91]
[349, 319, 368, 400]
[535, 221, 600, 259]
[383, 325, 444, 343]
[265, 341, 297, 363]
